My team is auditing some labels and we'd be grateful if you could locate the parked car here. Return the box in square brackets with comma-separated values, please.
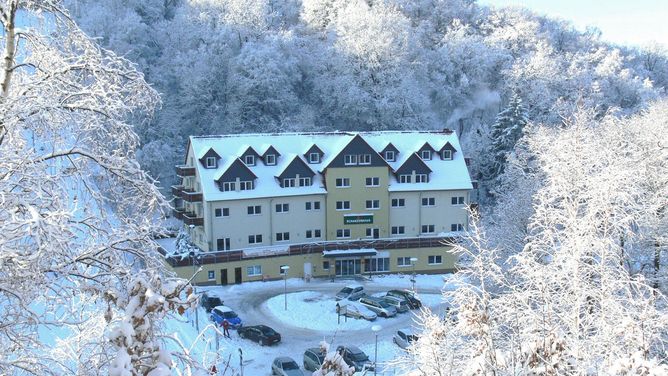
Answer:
[271, 356, 304, 376]
[336, 301, 377, 321]
[238, 325, 281, 346]
[387, 289, 422, 309]
[382, 295, 409, 313]
[336, 345, 374, 372]
[200, 292, 223, 313]
[303, 348, 326, 372]
[210, 306, 242, 329]
[393, 328, 419, 350]
[359, 296, 397, 318]
[336, 285, 365, 301]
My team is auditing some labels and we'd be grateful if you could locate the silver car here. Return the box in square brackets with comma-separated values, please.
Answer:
[336, 301, 377, 321]
[359, 297, 397, 318]
[393, 328, 418, 350]
[303, 348, 325, 372]
[382, 295, 409, 313]
[336, 285, 365, 301]
[271, 357, 304, 376]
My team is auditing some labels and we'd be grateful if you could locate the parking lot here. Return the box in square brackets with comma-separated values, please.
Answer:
[167, 274, 456, 375]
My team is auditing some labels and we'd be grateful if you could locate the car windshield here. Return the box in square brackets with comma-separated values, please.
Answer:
[282, 361, 299, 370]
[260, 327, 276, 335]
[222, 311, 238, 319]
[210, 298, 222, 305]
[340, 287, 352, 294]
[379, 300, 391, 308]
[351, 352, 368, 362]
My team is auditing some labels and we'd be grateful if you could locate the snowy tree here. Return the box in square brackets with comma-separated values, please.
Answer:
[485, 91, 528, 180]
[0, 1, 195, 374]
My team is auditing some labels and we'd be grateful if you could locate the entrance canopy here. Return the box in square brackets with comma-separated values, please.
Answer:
[322, 248, 377, 258]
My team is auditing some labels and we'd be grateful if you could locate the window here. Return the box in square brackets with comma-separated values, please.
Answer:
[422, 197, 435, 206]
[314, 201, 321, 210]
[305, 202, 311, 211]
[275, 203, 289, 213]
[428, 255, 443, 265]
[214, 208, 229, 217]
[247, 205, 261, 215]
[244, 155, 255, 166]
[276, 232, 290, 242]
[359, 154, 371, 165]
[442, 150, 452, 160]
[314, 229, 321, 238]
[451, 224, 464, 232]
[306, 230, 312, 238]
[364, 257, 389, 272]
[415, 174, 428, 183]
[421, 150, 431, 160]
[247, 265, 262, 276]
[397, 257, 412, 267]
[282, 178, 296, 188]
[365, 177, 380, 187]
[299, 177, 311, 187]
[208, 270, 215, 280]
[265, 154, 276, 165]
[222, 181, 236, 192]
[451, 196, 465, 205]
[240, 180, 254, 190]
[391, 226, 405, 235]
[279, 265, 288, 275]
[335, 178, 350, 187]
[322, 261, 330, 270]
[305, 229, 321, 239]
[391, 198, 405, 208]
[344, 155, 357, 165]
[336, 229, 351, 238]
[248, 234, 263, 244]
[385, 150, 395, 161]
[399, 175, 411, 183]
[206, 157, 216, 168]
[365, 200, 380, 209]
[216, 238, 231, 251]
[336, 201, 351, 210]
[421, 225, 435, 234]
[365, 228, 379, 238]
[309, 153, 320, 163]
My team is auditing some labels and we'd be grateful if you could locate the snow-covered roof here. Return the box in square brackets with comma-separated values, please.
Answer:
[187, 130, 472, 201]
[322, 248, 378, 258]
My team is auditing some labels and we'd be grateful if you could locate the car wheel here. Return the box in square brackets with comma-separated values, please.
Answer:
[261, 339, 267, 346]
[381, 313, 387, 318]
[239, 332, 245, 338]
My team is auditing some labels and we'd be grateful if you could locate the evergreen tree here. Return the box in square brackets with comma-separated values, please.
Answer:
[487, 91, 528, 179]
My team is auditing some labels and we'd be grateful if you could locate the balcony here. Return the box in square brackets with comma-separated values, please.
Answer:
[171, 185, 202, 202]
[182, 212, 204, 226]
[172, 207, 185, 220]
[175, 165, 196, 177]
[171, 185, 184, 197]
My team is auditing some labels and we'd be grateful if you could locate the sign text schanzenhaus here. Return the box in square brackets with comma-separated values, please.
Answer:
[344, 214, 373, 225]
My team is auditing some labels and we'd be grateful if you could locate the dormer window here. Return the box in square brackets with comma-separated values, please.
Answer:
[206, 157, 217, 168]
[309, 153, 320, 164]
[442, 150, 452, 160]
[265, 154, 276, 165]
[385, 151, 395, 161]
[282, 178, 296, 188]
[359, 154, 371, 165]
[399, 175, 411, 183]
[299, 177, 312, 187]
[244, 155, 255, 166]
[222, 181, 236, 192]
[344, 155, 357, 165]
[421, 150, 431, 160]
[416, 174, 428, 183]
[239, 180, 254, 190]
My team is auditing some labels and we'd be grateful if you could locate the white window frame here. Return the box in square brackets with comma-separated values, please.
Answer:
[208, 270, 215, 280]
[385, 150, 395, 161]
[240, 180, 254, 190]
[247, 205, 261, 215]
[428, 255, 443, 265]
[421, 224, 435, 234]
[344, 155, 357, 165]
[299, 177, 311, 186]
[359, 154, 371, 165]
[442, 150, 452, 160]
[283, 178, 296, 188]
[248, 234, 263, 244]
[391, 226, 405, 235]
[309, 153, 320, 163]
[365, 177, 380, 187]
[217, 238, 231, 251]
[206, 157, 216, 168]
[451, 196, 465, 205]
[421, 150, 431, 160]
[265, 154, 276, 165]
[365, 199, 380, 210]
[335, 178, 350, 188]
[336, 229, 351, 239]
[451, 224, 464, 232]
[247, 265, 262, 277]
[244, 155, 255, 166]
[391, 198, 405, 208]
[422, 197, 435, 207]
[415, 174, 428, 183]
[336, 201, 351, 210]
[222, 181, 236, 192]
[275, 203, 289, 213]
[276, 232, 290, 242]
[397, 257, 411, 267]
[399, 175, 411, 183]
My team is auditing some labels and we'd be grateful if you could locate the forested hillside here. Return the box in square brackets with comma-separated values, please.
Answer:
[66, 0, 668, 185]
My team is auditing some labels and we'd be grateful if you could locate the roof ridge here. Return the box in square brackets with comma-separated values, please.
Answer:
[190, 129, 455, 139]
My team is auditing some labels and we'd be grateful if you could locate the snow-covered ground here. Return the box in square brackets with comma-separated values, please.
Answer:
[163, 273, 458, 375]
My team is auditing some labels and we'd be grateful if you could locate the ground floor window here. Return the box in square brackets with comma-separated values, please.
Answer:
[247, 265, 262, 276]
[397, 256, 412, 267]
[322, 261, 330, 270]
[335, 259, 361, 276]
[364, 257, 389, 273]
[428, 255, 443, 265]
[207, 270, 215, 280]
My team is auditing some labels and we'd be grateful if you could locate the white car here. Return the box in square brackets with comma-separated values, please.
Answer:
[393, 328, 418, 350]
[359, 297, 397, 318]
[336, 285, 365, 301]
[336, 301, 377, 321]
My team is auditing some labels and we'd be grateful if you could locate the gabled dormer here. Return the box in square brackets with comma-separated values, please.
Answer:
[395, 153, 432, 183]
[417, 142, 437, 161]
[439, 142, 457, 160]
[199, 148, 221, 169]
[262, 145, 281, 166]
[277, 156, 316, 188]
[215, 159, 258, 192]
[240, 146, 261, 167]
[304, 144, 324, 164]
[380, 143, 399, 162]
[324, 134, 391, 169]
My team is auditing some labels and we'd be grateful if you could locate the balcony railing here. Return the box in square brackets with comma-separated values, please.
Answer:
[172, 207, 185, 220]
[182, 212, 204, 226]
[171, 185, 202, 202]
[175, 165, 196, 177]
[171, 185, 183, 197]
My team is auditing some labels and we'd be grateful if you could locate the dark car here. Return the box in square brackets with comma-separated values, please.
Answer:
[336, 345, 374, 372]
[303, 348, 326, 372]
[387, 289, 422, 309]
[238, 325, 281, 346]
[200, 292, 223, 313]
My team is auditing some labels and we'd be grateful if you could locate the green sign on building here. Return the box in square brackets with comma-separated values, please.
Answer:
[344, 214, 373, 225]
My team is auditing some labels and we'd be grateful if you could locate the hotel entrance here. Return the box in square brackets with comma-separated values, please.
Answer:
[335, 259, 361, 276]
[323, 248, 377, 278]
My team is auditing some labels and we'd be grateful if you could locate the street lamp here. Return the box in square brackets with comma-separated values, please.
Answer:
[190, 251, 201, 331]
[410, 257, 418, 291]
[372, 324, 382, 376]
[281, 265, 290, 310]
